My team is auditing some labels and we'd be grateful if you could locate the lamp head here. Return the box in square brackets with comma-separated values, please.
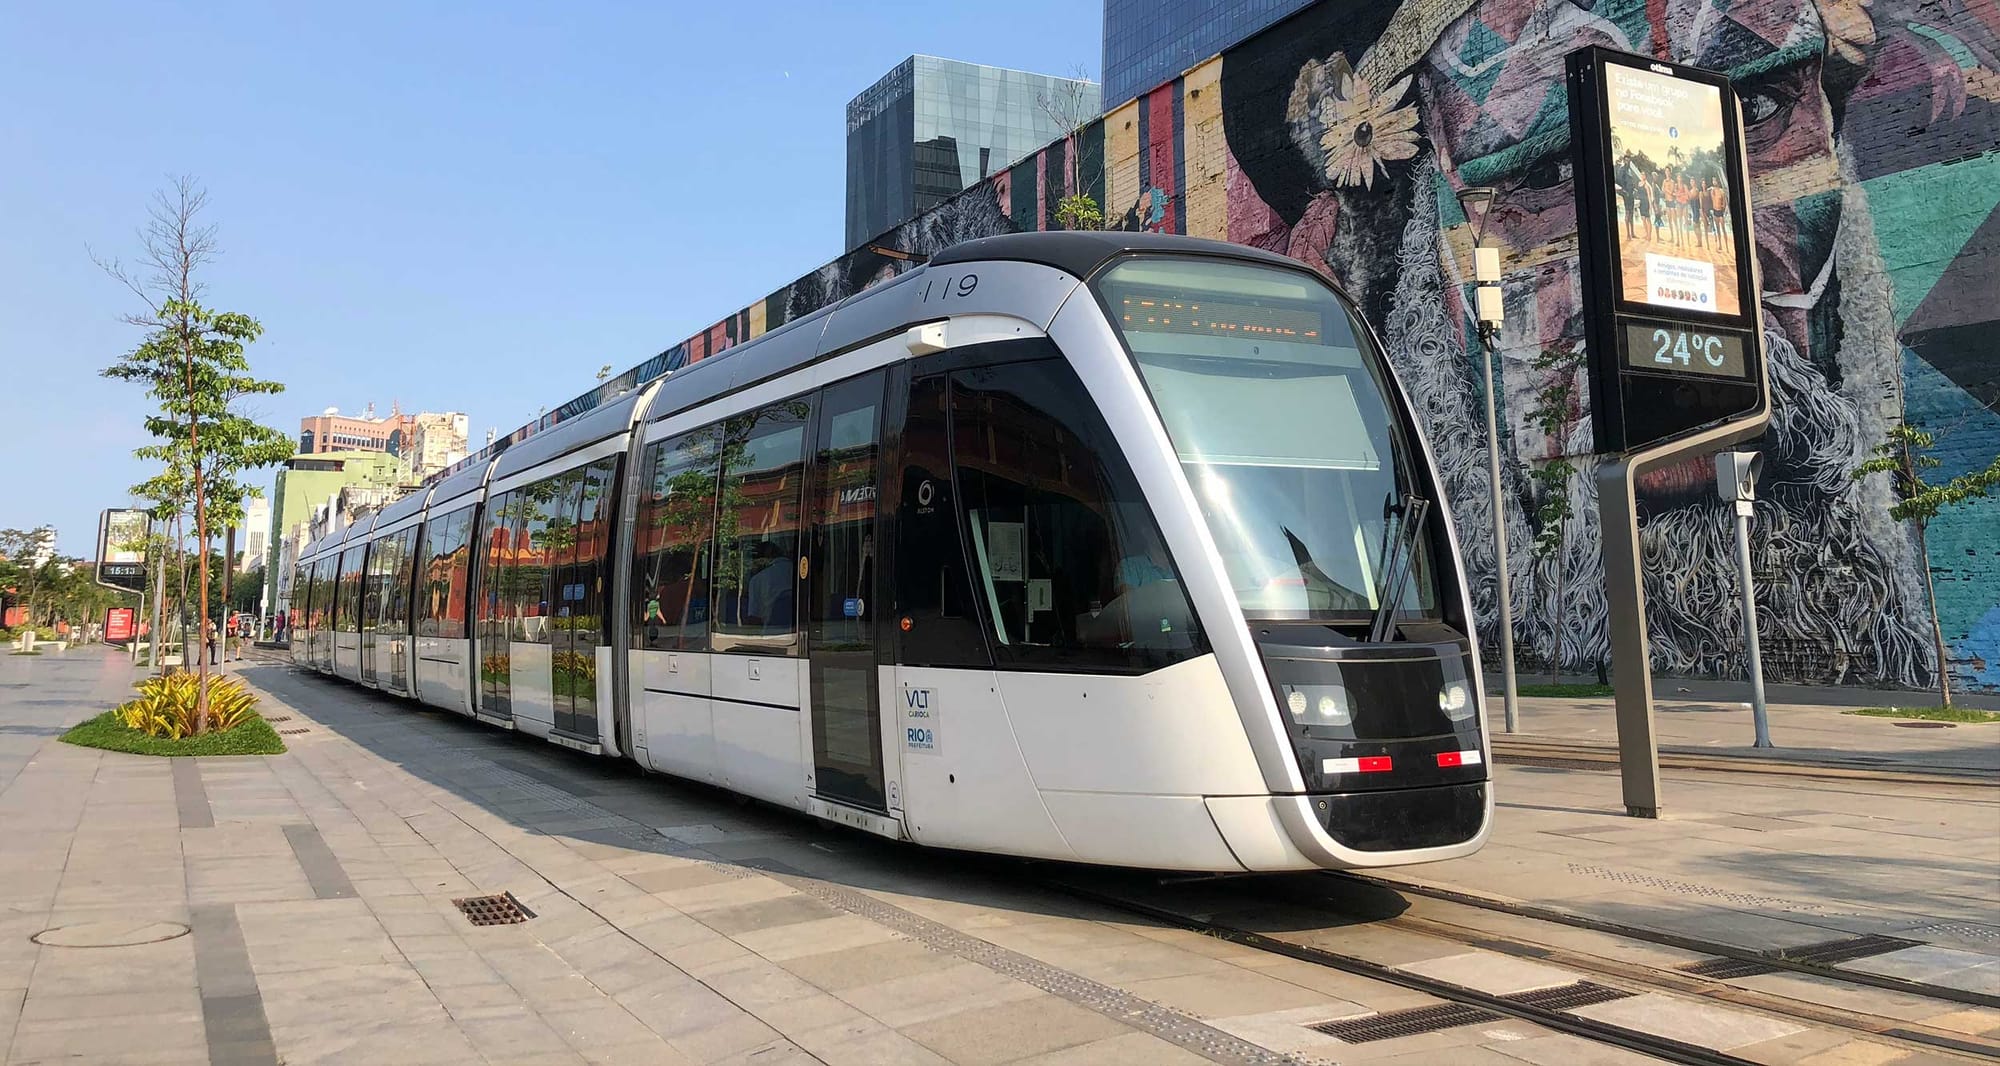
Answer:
[1456, 186, 1499, 245]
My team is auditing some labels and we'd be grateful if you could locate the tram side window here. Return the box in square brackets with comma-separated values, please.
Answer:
[338, 549, 366, 633]
[384, 527, 417, 631]
[894, 374, 990, 668]
[950, 357, 1205, 672]
[568, 459, 617, 648]
[634, 428, 721, 652]
[713, 399, 811, 655]
[481, 492, 520, 641]
[513, 480, 559, 644]
[361, 538, 389, 635]
[417, 511, 470, 639]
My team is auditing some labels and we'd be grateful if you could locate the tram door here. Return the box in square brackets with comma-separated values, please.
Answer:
[806, 370, 887, 811]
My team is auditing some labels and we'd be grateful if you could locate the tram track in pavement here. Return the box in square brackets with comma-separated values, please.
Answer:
[1491, 736, 1998, 787]
[1033, 867, 2000, 1065]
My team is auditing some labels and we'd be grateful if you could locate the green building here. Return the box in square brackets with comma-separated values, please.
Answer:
[261, 450, 412, 613]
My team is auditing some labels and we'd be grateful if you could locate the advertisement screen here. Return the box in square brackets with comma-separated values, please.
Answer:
[97, 509, 151, 593]
[1605, 63, 1741, 318]
[105, 607, 136, 643]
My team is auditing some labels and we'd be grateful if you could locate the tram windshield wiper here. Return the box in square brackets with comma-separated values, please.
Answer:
[1368, 494, 1429, 643]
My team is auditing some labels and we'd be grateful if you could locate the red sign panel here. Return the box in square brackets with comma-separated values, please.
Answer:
[105, 607, 137, 643]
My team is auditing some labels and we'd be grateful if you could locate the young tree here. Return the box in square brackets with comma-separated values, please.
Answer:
[99, 178, 293, 730]
[1523, 346, 1587, 684]
[1039, 65, 1105, 231]
[1851, 425, 2000, 708]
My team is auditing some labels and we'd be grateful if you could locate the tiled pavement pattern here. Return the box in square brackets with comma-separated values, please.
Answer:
[0, 647, 1991, 1065]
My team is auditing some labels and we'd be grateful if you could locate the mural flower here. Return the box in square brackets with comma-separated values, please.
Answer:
[1317, 71, 1419, 188]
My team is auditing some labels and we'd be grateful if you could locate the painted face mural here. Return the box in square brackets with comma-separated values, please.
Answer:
[462, 0, 1998, 690]
[1212, 0, 2000, 689]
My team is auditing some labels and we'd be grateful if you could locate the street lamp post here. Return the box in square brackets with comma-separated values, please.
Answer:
[1457, 187, 1521, 735]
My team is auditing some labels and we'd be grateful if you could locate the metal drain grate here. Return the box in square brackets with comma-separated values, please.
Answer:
[1505, 981, 1634, 1011]
[1681, 957, 1780, 979]
[1782, 934, 1916, 965]
[1310, 1003, 1499, 1043]
[278, 727, 309, 735]
[1680, 934, 1918, 980]
[265, 715, 291, 723]
[453, 893, 533, 926]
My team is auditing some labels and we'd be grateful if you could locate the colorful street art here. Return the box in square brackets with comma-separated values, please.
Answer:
[468, 0, 2000, 692]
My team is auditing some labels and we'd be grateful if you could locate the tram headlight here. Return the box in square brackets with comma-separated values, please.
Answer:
[1439, 680, 1474, 721]
[1283, 685, 1352, 726]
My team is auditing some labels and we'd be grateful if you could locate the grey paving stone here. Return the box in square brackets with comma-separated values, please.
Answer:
[1842, 945, 2000, 993]
[776, 937, 962, 993]
[899, 992, 1134, 1065]
[1395, 952, 1585, 995]
[1571, 991, 1807, 1050]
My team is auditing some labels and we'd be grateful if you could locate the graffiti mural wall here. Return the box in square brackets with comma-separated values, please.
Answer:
[480, 0, 2000, 692]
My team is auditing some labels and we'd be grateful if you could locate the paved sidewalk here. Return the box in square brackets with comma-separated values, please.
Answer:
[1483, 676, 2000, 772]
[2, 648, 1995, 1065]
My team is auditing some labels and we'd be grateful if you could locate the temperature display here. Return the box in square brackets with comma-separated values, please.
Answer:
[1620, 320, 1749, 380]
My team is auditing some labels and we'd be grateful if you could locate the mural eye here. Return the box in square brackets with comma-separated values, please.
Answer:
[1741, 89, 1782, 125]
[1518, 153, 1572, 192]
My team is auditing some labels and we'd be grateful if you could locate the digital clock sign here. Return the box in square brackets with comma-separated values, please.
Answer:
[1619, 320, 1749, 380]
[1568, 47, 1768, 455]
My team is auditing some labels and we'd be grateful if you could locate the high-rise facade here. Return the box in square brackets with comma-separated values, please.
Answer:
[1100, 0, 1313, 106]
[845, 56, 1099, 252]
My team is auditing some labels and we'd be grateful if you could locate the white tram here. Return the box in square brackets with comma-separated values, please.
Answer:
[289, 232, 1492, 871]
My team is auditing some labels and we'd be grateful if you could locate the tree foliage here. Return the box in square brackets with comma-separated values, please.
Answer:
[97, 178, 291, 731]
[1851, 422, 2000, 707]
[1523, 345, 1587, 684]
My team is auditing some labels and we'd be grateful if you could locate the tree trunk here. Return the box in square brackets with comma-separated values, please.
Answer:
[1913, 519, 1952, 708]
[185, 318, 211, 734]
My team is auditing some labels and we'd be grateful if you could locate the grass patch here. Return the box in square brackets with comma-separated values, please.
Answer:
[1844, 706, 2000, 724]
[61, 710, 287, 756]
[1518, 682, 1616, 698]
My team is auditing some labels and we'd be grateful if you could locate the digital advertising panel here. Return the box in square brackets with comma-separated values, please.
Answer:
[96, 508, 150, 594]
[1567, 46, 1768, 456]
[105, 607, 137, 644]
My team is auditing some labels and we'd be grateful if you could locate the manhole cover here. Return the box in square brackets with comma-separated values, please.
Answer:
[453, 893, 534, 926]
[33, 921, 190, 947]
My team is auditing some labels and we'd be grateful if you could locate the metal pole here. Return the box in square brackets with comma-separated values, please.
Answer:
[148, 551, 165, 674]
[1598, 457, 1662, 817]
[1735, 501, 1771, 746]
[1480, 323, 1521, 733]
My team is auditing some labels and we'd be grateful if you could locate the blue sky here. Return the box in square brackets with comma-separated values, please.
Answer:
[0, 2, 1097, 556]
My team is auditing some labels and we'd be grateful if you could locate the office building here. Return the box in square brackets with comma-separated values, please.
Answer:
[846, 56, 1099, 251]
[1100, 0, 1313, 106]
[237, 497, 269, 573]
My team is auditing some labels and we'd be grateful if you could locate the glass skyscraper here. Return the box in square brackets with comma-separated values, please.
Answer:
[845, 56, 1100, 252]
[1101, 0, 1316, 107]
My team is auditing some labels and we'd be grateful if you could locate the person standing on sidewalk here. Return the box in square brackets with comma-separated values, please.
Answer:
[204, 619, 219, 665]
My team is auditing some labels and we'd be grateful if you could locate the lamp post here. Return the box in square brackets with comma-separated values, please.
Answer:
[1457, 186, 1521, 735]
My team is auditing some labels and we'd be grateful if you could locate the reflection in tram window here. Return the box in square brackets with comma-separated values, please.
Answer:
[417, 510, 472, 640]
[949, 353, 1204, 673]
[713, 399, 812, 655]
[1096, 258, 1440, 623]
[634, 428, 721, 652]
[512, 479, 559, 643]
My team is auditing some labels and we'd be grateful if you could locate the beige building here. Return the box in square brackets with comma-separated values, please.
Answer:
[410, 412, 470, 480]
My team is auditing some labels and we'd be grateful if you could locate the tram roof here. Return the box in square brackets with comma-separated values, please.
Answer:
[930, 231, 1311, 281]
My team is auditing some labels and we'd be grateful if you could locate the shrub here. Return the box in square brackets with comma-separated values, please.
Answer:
[116, 674, 261, 739]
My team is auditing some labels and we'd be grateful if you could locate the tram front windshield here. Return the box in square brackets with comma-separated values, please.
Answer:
[1096, 257, 1438, 625]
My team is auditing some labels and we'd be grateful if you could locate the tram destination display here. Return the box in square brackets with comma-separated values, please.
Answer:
[1567, 46, 1767, 455]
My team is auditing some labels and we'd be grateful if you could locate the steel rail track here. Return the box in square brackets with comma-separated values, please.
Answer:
[1332, 871, 2000, 1013]
[1297, 875, 1999, 1061]
[1041, 876, 1781, 1066]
